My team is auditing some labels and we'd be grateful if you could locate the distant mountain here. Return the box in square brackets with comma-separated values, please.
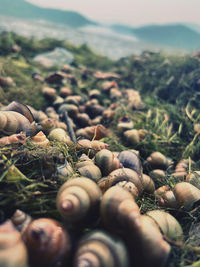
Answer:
[112, 24, 200, 51]
[0, 0, 95, 28]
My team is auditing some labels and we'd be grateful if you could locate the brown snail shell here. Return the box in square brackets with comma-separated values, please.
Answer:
[59, 87, 72, 97]
[173, 182, 200, 210]
[42, 87, 57, 100]
[77, 164, 102, 182]
[154, 185, 170, 198]
[28, 107, 48, 122]
[104, 168, 143, 195]
[48, 128, 72, 145]
[76, 125, 110, 140]
[89, 89, 101, 99]
[75, 154, 94, 169]
[149, 169, 166, 185]
[74, 113, 91, 128]
[53, 96, 64, 107]
[76, 139, 109, 157]
[31, 131, 50, 147]
[142, 174, 155, 194]
[110, 88, 122, 100]
[158, 190, 180, 209]
[65, 95, 83, 106]
[40, 118, 67, 132]
[117, 116, 134, 134]
[116, 180, 139, 198]
[22, 218, 71, 267]
[0, 111, 36, 136]
[0, 220, 28, 267]
[124, 129, 140, 145]
[0, 76, 16, 87]
[186, 171, 200, 190]
[56, 177, 102, 223]
[0, 132, 26, 145]
[102, 109, 115, 120]
[117, 150, 143, 178]
[146, 210, 183, 241]
[90, 116, 102, 126]
[146, 152, 172, 170]
[74, 230, 130, 267]
[85, 103, 104, 119]
[11, 209, 32, 232]
[94, 149, 121, 176]
[58, 104, 79, 118]
[3, 101, 34, 123]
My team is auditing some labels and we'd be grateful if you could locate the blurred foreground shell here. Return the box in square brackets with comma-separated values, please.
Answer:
[0, 111, 36, 136]
[146, 210, 183, 241]
[31, 131, 50, 147]
[0, 132, 26, 145]
[74, 230, 130, 267]
[56, 177, 102, 223]
[0, 220, 28, 267]
[11, 209, 32, 232]
[22, 218, 71, 267]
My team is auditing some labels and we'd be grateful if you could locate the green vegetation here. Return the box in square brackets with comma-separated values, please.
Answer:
[0, 32, 200, 266]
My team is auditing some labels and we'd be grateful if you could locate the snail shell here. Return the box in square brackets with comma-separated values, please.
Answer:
[0, 132, 26, 145]
[115, 180, 139, 198]
[158, 190, 180, 209]
[65, 95, 83, 106]
[149, 169, 166, 185]
[11, 209, 32, 232]
[31, 131, 50, 147]
[76, 139, 109, 157]
[53, 96, 64, 107]
[154, 185, 170, 198]
[100, 186, 140, 233]
[56, 161, 74, 181]
[89, 89, 101, 99]
[77, 164, 102, 182]
[117, 116, 134, 134]
[142, 174, 155, 194]
[95, 149, 121, 176]
[40, 118, 67, 132]
[117, 151, 143, 179]
[48, 128, 72, 145]
[85, 103, 104, 119]
[0, 111, 36, 136]
[22, 218, 71, 267]
[76, 125, 109, 140]
[0, 220, 28, 267]
[104, 168, 143, 195]
[124, 129, 140, 146]
[74, 230, 130, 267]
[146, 210, 183, 241]
[58, 104, 79, 118]
[59, 87, 72, 97]
[74, 113, 91, 128]
[3, 101, 34, 123]
[186, 171, 200, 190]
[56, 177, 102, 223]
[75, 154, 94, 169]
[173, 182, 200, 210]
[42, 87, 57, 100]
[146, 152, 172, 170]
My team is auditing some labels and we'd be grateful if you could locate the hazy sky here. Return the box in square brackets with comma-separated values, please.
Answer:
[27, 0, 200, 26]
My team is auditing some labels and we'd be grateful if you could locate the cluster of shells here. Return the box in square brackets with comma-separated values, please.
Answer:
[1, 64, 200, 267]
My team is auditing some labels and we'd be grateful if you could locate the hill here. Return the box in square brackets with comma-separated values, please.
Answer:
[0, 0, 95, 28]
[112, 24, 200, 51]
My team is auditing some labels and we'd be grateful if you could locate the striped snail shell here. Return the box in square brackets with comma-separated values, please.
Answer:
[186, 171, 200, 190]
[3, 101, 34, 123]
[100, 186, 140, 233]
[146, 210, 183, 241]
[158, 190, 180, 209]
[0, 220, 28, 267]
[0, 111, 36, 136]
[48, 128, 72, 145]
[56, 177, 102, 223]
[117, 151, 143, 179]
[22, 218, 71, 267]
[11, 209, 32, 232]
[31, 131, 50, 147]
[142, 174, 155, 194]
[103, 168, 143, 196]
[173, 182, 200, 210]
[0, 132, 26, 145]
[77, 164, 102, 182]
[94, 149, 121, 176]
[74, 230, 130, 267]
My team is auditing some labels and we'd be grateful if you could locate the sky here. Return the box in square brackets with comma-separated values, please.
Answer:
[27, 0, 200, 26]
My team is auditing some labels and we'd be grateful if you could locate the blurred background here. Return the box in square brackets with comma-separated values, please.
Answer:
[0, 0, 200, 59]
